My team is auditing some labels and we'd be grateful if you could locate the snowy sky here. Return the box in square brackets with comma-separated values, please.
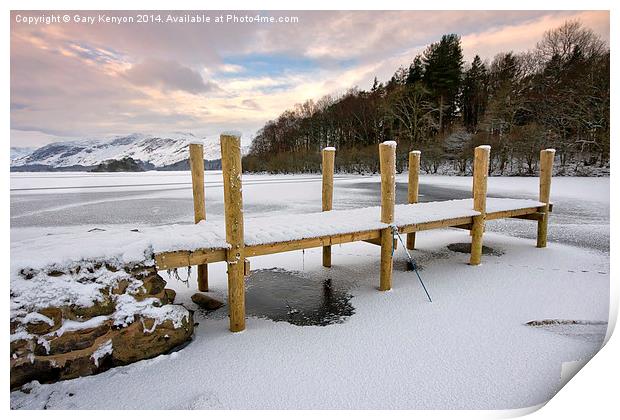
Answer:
[10, 10, 609, 147]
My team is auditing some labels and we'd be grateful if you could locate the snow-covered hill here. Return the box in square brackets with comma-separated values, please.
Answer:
[10, 147, 35, 161]
[10, 133, 221, 169]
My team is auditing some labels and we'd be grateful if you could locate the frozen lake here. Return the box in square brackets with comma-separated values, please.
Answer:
[10, 171, 610, 252]
[10, 171, 610, 409]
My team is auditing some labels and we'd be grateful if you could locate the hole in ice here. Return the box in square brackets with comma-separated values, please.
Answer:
[447, 242, 504, 256]
[207, 268, 355, 326]
[526, 319, 607, 344]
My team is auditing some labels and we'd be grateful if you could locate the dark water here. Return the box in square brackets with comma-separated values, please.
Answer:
[206, 268, 355, 326]
[447, 242, 505, 256]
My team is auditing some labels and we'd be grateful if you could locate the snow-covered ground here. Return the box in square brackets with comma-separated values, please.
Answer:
[9, 172, 610, 409]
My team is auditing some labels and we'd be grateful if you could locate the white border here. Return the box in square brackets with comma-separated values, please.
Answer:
[2, 1, 617, 418]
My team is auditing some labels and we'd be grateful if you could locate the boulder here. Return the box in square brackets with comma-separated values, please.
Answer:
[10, 261, 195, 390]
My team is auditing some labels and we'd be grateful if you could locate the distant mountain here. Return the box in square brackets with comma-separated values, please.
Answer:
[10, 133, 222, 171]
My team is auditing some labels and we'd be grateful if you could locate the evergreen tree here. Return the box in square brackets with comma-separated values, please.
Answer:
[461, 55, 488, 131]
[406, 55, 424, 85]
[422, 34, 464, 131]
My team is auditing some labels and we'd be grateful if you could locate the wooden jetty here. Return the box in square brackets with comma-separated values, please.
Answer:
[155, 133, 555, 332]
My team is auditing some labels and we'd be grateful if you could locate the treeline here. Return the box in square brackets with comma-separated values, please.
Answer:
[243, 21, 609, 175]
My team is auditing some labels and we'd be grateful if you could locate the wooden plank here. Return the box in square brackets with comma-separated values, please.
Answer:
[363, 237, 397, 249]
[399, 215, 475, 234]
[512, 212, 545, 221]
[453, 223, 473, 230]
[246, 229, 380, 257]
[486, 207, 542, 220]
[155, 248, 227, 270]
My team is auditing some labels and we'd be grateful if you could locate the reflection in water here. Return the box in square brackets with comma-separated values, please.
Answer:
[206, 268, 355, 326]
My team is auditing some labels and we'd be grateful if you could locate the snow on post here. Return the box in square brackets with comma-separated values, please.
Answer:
[220, 132, 246, 332]
[221, 130, 242, 139]
[382, 140, 397, 148]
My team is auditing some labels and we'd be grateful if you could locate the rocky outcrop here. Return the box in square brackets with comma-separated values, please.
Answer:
[10, 262, 193, 389]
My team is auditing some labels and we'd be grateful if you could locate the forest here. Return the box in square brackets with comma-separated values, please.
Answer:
[243, 21, 610, 175]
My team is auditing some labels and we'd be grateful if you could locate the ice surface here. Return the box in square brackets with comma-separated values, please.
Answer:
[9, 172, 609, 409]
[11, 197, 545, 271]
[10, 230, 609, 409]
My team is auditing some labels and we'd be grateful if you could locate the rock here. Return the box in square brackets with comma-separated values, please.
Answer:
[25, 307, 62, 335]
[11, 339, 34, 359]
[111, 314, 194, 364]
[191, 293, 224, 310]
[164, 288, 176, 304]
[111, 279, 129, 295]
[10, 261, 194, 390]
[35, 321, 112, 356]
[66, 292, 116, 319]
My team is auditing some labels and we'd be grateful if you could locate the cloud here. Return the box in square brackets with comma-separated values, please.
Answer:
[219, 63, 245, 74]
[241, 99, 261, 110]
[124, 58, 218, 94]
[10, 10, 609, 148]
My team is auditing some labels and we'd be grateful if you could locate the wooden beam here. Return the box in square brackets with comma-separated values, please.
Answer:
[379, 141, 396, 291]
[453, 223, 473, 230]
[470, 145, 490, 265]
[512, 212, 545, 221]
[155, 248, 226, 270]
[246, 229, 380, 257]
[363, 237, 397, 249]
[406, 150, 421, 250]
[189, 143, 209, 291]
[322, 147, 335, 268]
[221, 133, 245, 332]
[486, 207, 544, 220]
[399, 215, 475, 234]
[537, 149, 555, 248]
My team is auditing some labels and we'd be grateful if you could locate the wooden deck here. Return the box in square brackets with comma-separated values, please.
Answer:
[154, 198, 550, 270]
[157, 135, 555, 332]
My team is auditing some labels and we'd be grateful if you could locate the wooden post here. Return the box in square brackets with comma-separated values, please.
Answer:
[537, 149, 555, 248]
[470, 145, 490, 266]
[406, 150, 421, 250]
[220, 133, 245, 332]
[189, 143, 208, 291]
[379, 141, 396, 291]
[322, 147, 336, 267]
